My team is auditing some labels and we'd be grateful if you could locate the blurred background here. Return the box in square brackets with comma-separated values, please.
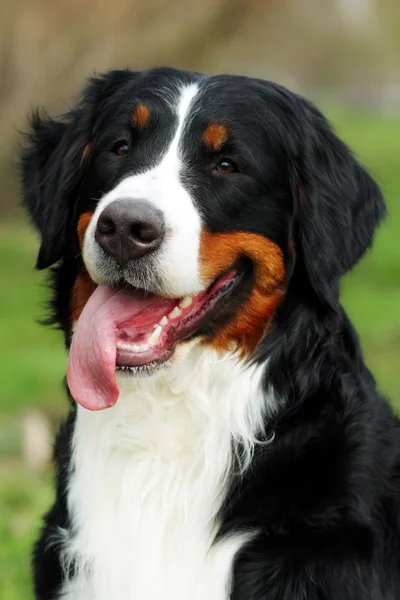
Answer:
[0, 0, 399, 597]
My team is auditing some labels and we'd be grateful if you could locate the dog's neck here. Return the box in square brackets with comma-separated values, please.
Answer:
[72, 343, 274, 477]
[60, 344, 273, 600]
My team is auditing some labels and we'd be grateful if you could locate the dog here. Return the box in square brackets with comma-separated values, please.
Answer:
[21, 67, 400, 600]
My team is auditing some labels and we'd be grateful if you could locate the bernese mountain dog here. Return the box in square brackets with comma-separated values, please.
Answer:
[21, 67, 400, 600]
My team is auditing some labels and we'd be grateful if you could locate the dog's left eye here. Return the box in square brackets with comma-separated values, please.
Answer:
[213, 159, 237, 174]
[113, 140, 129, 156]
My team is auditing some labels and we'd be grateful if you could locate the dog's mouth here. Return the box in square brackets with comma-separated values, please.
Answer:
[116, 269, 240, 370]
[67, 268, 242, 411]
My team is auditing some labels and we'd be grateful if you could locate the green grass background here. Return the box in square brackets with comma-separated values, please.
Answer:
[0, 107, 399, 599]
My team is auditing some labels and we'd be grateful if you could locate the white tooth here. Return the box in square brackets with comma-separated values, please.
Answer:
[179, 296, 193, 309]
[148, 326, 162, 345]
[117, 341, 130, 351]
[168, 306, 182, 319]
[160, 316, 168, 326]
[116, 341, 151, 353]
[117, 341, 140, 352]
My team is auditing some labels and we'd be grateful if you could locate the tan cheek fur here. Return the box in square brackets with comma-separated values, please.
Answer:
[72, 211, 97, 322]
[71, 273, 97, 322]
[199, 230, 286, 356]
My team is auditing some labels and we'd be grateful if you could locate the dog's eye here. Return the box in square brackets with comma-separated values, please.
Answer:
[213, 159, 237, 174]
[113, 140, 129, 157]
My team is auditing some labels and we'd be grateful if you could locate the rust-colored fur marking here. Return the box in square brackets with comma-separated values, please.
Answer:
[80, 143, 92, 168]
[77, 211, 94, 249]
[73, 212, 96, 321]
[199, 230, 286, 355]
[202, 123, 228, 151]
[71, 273, 97, 322]
[132, 104, 150, 129]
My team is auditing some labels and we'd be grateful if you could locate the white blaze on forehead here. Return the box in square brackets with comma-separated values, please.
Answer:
[83, 83, 204, 297]
[164, 83, 199, 165]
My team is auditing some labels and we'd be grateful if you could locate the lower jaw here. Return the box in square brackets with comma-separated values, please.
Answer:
[115, 326, 196, 373]
[116, 344, 174, 368]
[115, 335, 202, 377]
[116, 358, 171, 378]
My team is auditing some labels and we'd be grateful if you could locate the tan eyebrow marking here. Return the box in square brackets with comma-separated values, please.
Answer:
[202, 123, 228, 152]
[132, 104, 150, 129]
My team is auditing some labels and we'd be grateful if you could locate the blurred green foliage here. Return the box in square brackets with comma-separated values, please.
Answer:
[0, 466, 53, 600]
[0, 107, 399, 599]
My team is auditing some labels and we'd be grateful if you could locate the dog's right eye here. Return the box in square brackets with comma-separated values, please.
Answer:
[112, 140, 129, 157]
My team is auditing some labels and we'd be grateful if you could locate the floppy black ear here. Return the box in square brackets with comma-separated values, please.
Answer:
[21, 112, 81, 269]
[293, 99, 386, 307]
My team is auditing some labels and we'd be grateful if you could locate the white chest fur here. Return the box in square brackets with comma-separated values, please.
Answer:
[59, 349, 271, 600]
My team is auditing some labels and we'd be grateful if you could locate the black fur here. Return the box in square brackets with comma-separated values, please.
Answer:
[21, 67, 400, 599]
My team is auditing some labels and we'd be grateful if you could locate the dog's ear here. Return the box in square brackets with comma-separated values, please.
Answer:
[292, 99, 386, 307]
[21, 111, 86, 269]
[21, 70, 134, 270]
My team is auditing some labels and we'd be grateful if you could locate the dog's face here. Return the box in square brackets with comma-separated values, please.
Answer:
[21, 68, 384, 409]
[79, 73, 292, 356]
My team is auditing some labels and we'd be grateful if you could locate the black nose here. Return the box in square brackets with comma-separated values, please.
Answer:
[95, 199, 165, 265]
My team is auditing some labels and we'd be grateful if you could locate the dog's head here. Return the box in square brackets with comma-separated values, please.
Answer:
[21, 67, 385, 409]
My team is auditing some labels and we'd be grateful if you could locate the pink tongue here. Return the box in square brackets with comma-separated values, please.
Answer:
[67, 286, 172, 411]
